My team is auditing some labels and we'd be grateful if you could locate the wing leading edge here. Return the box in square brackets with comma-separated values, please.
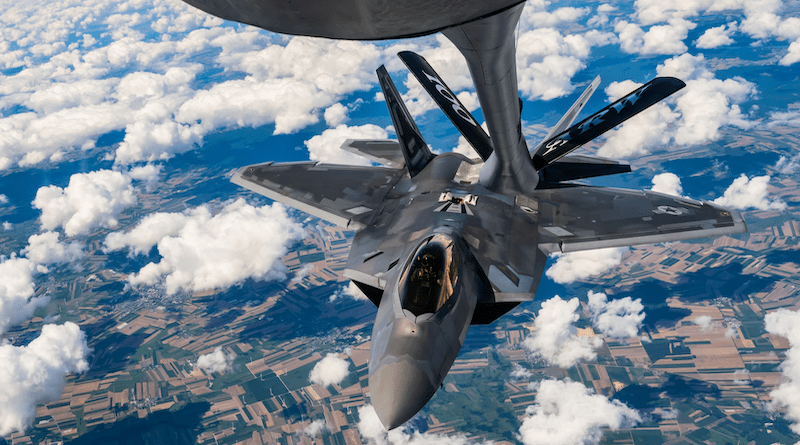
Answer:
[534, 186, 747, 253]
[232, 162, 406, 230]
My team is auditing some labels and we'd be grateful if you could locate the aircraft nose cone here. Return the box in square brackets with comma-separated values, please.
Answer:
[370, 360, 437, 430]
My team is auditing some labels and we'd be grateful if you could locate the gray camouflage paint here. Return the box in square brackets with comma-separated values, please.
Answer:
[198, 0, 748, 430]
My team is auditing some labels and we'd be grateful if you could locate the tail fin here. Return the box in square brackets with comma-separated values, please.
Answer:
[397, 51, 493, 162]
[532, 76, 601, 154]
[340, 139, 405, 168]
[532, 77, 685, 170]
[377, 65, 435, 177]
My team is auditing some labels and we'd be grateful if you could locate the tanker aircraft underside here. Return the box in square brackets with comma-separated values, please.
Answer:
[180, 0, 748, 429]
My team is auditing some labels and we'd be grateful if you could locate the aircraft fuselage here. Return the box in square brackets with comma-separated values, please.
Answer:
[347, 153, 524, 428]
[367, 231, 481, 429]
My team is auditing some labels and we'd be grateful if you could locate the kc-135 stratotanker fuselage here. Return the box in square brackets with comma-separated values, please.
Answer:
[195, 0, 750, 430]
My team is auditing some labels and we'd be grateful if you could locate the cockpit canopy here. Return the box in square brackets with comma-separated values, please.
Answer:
[399, 234, 460, 317]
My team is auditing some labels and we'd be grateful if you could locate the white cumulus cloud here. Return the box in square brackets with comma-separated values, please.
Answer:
[769, 110, 800, 129]
[615, 19, 697, 55]
[304, 124, 388, 165]
[0, 257, 47, 335]
[511, 363, 533, 380]
[733, 368, 750, 385]
[712, 174, 786, 211]
[632, 0, 741, 25]
[775, 154, 800, 175]
[545, 247, 626, 284]
[196, 347, 234, 373]
[765, 308, 800, 433]
[33, 169, 137, 236]
[356, 404, 480, 445]
[520, 0, 590, 29]
[324, 103, 349, 127]
[588, 291, 645, 339]
[0, 322, 89, 436]
[106, 198, 304, 294]
[627, 0, 800, 65]
[0, 1, 392, 170]
[740, 1, 800, 65]
[330, 281, 369, 302]
[695, 22, 737, 48]
[522, 296, 602, 368]
[651, 172, 684, 197]
[309, 353, 350, 387]
[518, 379, 640, 445]
[126, 163, 162, 183]
[517, 28, 616, 100]
[599, 54, 757, 159]
[692, 315, 714, 330]
[115, 120, 204, 166]
[22, 231, 84, 264]
[782, 40, 800, 66]
[179, 37, 381, 135]
[104, 210, 193, 256]
[303, 419, 329, 437]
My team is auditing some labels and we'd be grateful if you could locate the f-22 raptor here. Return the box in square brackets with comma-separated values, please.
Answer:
[180, 0, 747, 429]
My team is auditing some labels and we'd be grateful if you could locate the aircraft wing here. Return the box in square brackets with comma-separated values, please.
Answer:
[232, 162, 406, 230]
[534, 186, 747, 253]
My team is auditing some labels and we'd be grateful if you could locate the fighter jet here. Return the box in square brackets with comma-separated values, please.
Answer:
[179, 0, 747, 430]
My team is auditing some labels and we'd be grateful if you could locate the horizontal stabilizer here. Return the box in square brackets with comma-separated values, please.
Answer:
[340, 139, 405, 168]
[377, 65, 435, 177]
[532, 77, 685, 170]
[539, 154, 631, 183]
[398, 51, 493, 161]
[533, 76, 601, 153]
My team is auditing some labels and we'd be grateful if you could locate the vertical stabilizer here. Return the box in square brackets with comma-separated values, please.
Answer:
[398, 51, 493, 161]
[532, 77, 685, 170]
[532, 76, 601, 154]
[376, 65, 435, 177]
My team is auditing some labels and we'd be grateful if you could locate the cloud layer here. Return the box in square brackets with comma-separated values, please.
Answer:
[0, 322, 89, 436]
[588, 291, 645, 339]
[522, 296, 602, 368]
[598, 54, 757, 159]
[104, 199, 305, 294]
[518, 379, 640, 445]
[650, 172, 684, 197]
[0, 0, 389, 170]
[546, 247, 626, 284]
[0, 257, 47, 335]
[304, 124, 387, 165]
[22, 231, 84, 264]
[308, 353, 350, 387]
[765, 308, 800, 433]
[356, 404, 479, 445]
[196, 346, 234, 373]
[713, 174, 786, 211]
[33, 169, 137, 236]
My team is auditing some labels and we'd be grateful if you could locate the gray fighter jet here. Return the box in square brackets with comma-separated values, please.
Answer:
[179, 0, 747, 430]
